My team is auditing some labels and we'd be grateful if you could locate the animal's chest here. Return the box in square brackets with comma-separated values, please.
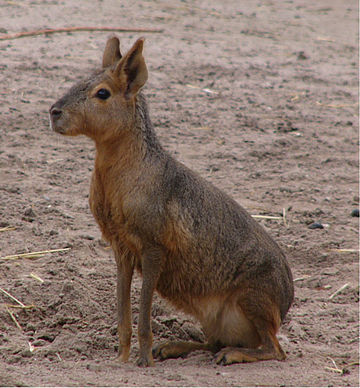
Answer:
[89, 172, 124, 243]
[89, 171, 143, 255]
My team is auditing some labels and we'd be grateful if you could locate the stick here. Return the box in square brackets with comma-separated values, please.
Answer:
[0, 287, 25, 307]
[329, 283, 349, 300]
[0, 247, 70, 261]
[0, 26, 164, 41]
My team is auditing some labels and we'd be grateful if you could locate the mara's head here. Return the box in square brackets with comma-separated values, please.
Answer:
[49, 36, 148, 142]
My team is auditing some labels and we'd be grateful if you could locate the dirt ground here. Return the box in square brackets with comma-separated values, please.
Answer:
[0, 0, 358, 386]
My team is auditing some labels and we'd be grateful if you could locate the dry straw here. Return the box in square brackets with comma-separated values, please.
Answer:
[0, 247, 70, 261]
[329, 283, 349, 300]
[0, 226, 16, 232]
[0, 26, 164, 41]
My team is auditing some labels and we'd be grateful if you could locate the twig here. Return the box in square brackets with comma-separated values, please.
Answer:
[5, 305, 22, 331]
[0, 247, 71, 261]
[0, 287, 25, 307]
[0, 26, 164, 41]
[329, 283, 349, 300]
[0, 226, 16, 232]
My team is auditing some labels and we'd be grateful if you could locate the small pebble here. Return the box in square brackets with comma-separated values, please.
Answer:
[351, 209, 359, 217]
[24, 207, 36, 217]
[308, 222, 324, 229]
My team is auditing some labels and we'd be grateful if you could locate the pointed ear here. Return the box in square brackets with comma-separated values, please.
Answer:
[102, 36, 122, 68]
[114, 37, 148, 99]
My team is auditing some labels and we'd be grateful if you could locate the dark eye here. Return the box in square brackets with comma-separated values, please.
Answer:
[95, 88, 111, 100]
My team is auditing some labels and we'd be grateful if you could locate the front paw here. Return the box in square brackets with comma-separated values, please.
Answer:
[116, 353, 129, 363]
[136, 354, 155, 367]
[116, 345, 130, 363]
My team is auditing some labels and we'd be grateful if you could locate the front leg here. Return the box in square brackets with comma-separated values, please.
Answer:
[137, 246, 163, 367]
[114, 246, 134, 363]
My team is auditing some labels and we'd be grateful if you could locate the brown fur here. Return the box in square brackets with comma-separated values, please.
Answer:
[50, 36, 294, 367]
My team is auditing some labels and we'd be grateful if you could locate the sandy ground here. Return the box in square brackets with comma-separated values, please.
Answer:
[0, 0, 358, 386]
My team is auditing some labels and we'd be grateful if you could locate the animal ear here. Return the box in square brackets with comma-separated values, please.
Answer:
[114, 37, 148, 99]
[102, 36, 122, 68]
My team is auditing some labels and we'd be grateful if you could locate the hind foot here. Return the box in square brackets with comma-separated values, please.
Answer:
[153, 340, 211, 360]
[216, 345, 286, 365]
[216, 347, 257, 365]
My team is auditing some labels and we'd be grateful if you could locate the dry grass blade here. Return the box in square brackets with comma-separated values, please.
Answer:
[252, 215, 283, 220]
[186, 84, 218, 95]
[0, 26, 164, 41]
[6, 304, 36, 310]
[293, 275, 311, 282]
[5, 305, 22, 331]
[325, 366, 344, 374]
[0, 226, 16, 232]
[28, 342, 36, 353]
[0, 247, 71, 261]
[316, 101, 358, 108]
[325, 357, 347, 375]
[30, 272, 44, 283]
[329, 283, 349, 300]
[329, 248, 359, 253]
[282, 207, 288, 227]
[0, 287, 25, 307]
[348, 361, 359, 367]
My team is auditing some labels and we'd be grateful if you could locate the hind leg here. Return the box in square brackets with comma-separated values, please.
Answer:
[215, 295, 286, 365]
[215, 330, 285, 365]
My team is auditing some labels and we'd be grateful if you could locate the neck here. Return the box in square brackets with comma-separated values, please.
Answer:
[94, 93, 164, 177]
[94, 131, 143, 176]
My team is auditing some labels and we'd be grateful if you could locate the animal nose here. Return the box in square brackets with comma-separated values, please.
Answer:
[50, 105, 62, 118]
